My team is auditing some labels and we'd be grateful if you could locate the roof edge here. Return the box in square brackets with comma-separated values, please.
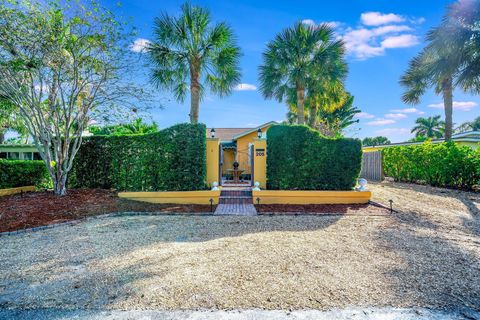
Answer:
[232, 121, 278, 140]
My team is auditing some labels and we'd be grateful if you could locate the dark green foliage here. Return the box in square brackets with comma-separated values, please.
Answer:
[383, 142, 480, 190]
[0, 160, 49, 188]
[266, 125, 362, 190]
[362, 136, 391, 147]
[70, 123, 207, 191]
[88, 118, 158, 136]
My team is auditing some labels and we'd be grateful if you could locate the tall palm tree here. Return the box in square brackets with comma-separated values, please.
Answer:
[148, 3, 241, 124]
[401, 0, 480, 141]
[411, 115, 445, 139]
[259, 22, 346, 125]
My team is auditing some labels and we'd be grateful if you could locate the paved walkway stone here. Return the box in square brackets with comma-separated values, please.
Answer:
[214, 187, 257, 216]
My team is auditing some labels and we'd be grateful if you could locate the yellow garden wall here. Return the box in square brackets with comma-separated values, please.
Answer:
[0, 186, 36, 197]
[253, 138, 267, 188]
[118, 190, 221, 204]
[252, 190, 371, 204]
[458, 141, 479, 150]
[206, 138, 220, 187]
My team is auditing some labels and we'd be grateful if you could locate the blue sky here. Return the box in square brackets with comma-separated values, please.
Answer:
[111, 0, 479, 142]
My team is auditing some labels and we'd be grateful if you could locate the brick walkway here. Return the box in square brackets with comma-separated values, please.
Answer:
[214, 187, 257, 216]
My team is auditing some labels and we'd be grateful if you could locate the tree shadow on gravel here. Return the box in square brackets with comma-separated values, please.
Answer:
[375, 211, 480, 313]
[374, 182, 480, 238]
[0, 214, 348, 311]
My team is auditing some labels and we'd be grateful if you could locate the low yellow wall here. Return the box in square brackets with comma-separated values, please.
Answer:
[252, 190, 371, 204]
[0, 185, 36, 197]
[118, 190, 221, 204]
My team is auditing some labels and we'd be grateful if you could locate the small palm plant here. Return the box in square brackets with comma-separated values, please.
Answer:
[148, 3, 241, 124]
[259, 22, 346, 125]
[411, 115, 445, 139]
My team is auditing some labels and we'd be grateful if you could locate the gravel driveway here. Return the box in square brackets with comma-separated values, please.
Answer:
[0, 182, 479, 314]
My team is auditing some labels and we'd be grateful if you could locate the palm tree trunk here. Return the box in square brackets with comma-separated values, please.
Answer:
[308, 103, 317, 128]
[296, 83, 305, 125]
[442, 77, 453, 141]
[190, 61, 200, 124]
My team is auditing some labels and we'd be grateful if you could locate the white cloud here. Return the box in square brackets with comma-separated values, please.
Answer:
[355, 112, 375, 119]
[234, 83, 257, 91]
[340, 12, 420, 60]
[381, 34, 419, 48]
[412, 17, 426, 24]
[301, 19, 342, 29]
[385, 113, 408, 119]
[302, 19, 316, 27]
[130, 38, 151, 53]
[361, 12, 405, 26]
[372, 25, 413, 36]
[428, 101, 478, 111]
[343, 27, 419, 59]
[367, 119, 396, 126]
[390, 107, 424, 114]
[374, 128, 411, 143]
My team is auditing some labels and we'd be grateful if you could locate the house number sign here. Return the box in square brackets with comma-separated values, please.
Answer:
[256, 148, 265, 156]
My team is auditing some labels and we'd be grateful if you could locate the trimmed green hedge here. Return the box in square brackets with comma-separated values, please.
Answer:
[383, 142, 480, 190]
[0, 160, 49, 189]
[70, 123, 207, 191]
[266, 125, 362, 190]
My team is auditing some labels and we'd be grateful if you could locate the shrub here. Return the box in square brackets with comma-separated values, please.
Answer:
[383, 141, 480, 190]
[266, 125, 362, 190]
[70, 123, 207, 191]
[0, 160, 50, 189]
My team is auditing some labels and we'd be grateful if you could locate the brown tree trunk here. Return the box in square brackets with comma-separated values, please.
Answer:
[0, 131, 4, 144]
[53, 174, 67, 195]
[296, 83, 305, 125]
[308, 103, 317, 128]
[190, 60, 200, 124]
[442, 77, 453, 141]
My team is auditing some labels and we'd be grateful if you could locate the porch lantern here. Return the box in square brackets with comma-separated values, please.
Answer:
[257, 128, 262, 139]
[210, 128, 216, 138]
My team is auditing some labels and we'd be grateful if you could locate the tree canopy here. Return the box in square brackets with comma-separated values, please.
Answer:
[362, 136, 391, 147]
[0, 0, 147, 194]
[89, 118, 158, 136]
[411, 115, 445, 139]
[148, 3, 241, 124]
[400, 0, 480, 140]
[259, 22, 347, 125]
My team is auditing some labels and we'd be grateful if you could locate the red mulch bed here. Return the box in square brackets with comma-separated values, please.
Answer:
[255, 203, 389, 215]
[0, 189, 214, 233]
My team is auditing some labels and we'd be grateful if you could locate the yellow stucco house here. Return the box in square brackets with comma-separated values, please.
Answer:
[206, 121, 277, 186]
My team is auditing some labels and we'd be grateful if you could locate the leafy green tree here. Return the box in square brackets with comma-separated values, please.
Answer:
[315, 94, 360, 137]
[400, 1, 480, 141]
[148, 3, 241, 124]
[89, 118, 158, 136]
[259, 22, 347, 125]
[407, 135, 428, 142]
[362, 136, 391, 147]
[0, 0, 146, 195]
[411, 116, 445, 139]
